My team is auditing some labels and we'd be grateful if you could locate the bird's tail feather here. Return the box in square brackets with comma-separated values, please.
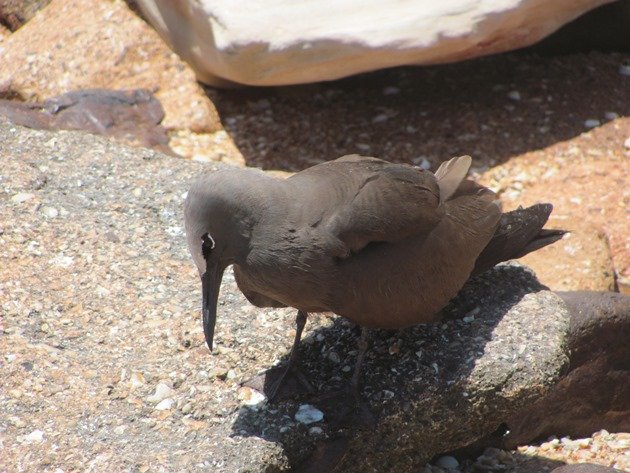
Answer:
[472, 203, 567, 276]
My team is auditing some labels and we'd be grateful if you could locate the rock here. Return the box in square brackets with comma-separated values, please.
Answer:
[0, 0, 220, 134]
[503, 291, 630, 448]
[134, 0, 610, 86]
[24, 429, 44, 443]
[294, 405, 324, 425]
[434, 455, 459, 469]
[552, 464, 625, 473]
[147, 383, 174, 403]
[0, 89, 174, 154]
[154, 398, 174, 410]
[0, 120, 571, 471]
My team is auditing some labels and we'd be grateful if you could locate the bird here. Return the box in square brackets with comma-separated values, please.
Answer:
[184, 154, 566, 399]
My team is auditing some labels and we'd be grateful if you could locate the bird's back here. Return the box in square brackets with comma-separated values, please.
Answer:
[235, 155, 502, 328]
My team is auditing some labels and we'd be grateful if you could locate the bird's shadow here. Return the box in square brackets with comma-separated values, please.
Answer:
[230, 263, 551, 468]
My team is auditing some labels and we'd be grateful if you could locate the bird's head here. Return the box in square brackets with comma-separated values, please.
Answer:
[183, 171, 258, 351]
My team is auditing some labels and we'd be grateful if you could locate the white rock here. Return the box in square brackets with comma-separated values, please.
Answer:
[383, 86, 400, 95]
[604, 111, 619, 120]
[135, 0, 609, 86]
[147, 382, 174, 403]
[584, 119, 601, 128]
[434, 455, 459, 469]
[25, 429, 44, 443]
[11, 192, 35, 203]
[237, 386, 266, 406]
[155, 398, 175, 410]
[507, 90, 521, 101]
[623, 137, 630, 149]
[295, 404, 324, 424]
[619, 63, 630, 76]
[41, 206, 59, 218]
[130, 371, 146, 389]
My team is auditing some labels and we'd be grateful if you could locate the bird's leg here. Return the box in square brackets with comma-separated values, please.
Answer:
[267, 310, 314, 400]
[350, 327, 371, 397]
[312, 326, 375, 428]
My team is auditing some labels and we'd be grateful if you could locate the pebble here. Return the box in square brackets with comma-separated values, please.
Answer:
[155, 398, 174, 410]
[294, 404, 324, 424]
[309, 426, 323, 435]
[129, 371, 145, 389]
[623, 137, 630, 149]
[328, 351, 341, 363]
[114, 425, 127, 435]
[372, 114, 389, 123]
[41, 206, 59, 218]
[619, 62, 630, 76]
[237, 386, 266, 406]
[434, 455, 459, 469]
[147, 382, 174, 403]
[11, 192, 35, 203]
[584, 119, 600, 128]
[604, 111, 619, 120]
[507, 90, 521, 101]
[382, 86, 400, 95]
[25, 429, 45, 443]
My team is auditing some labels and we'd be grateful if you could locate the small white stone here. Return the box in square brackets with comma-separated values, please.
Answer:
[623, 137, 630, 149]
[372, 113, 389, 123]
[619, 63, 630, 76]
[130, 372, 145, 389]
[155, 398, 174, 410]
[114, 425, 127, 435]
[584, 119, 600, 128]
[309, 426, 323, 435]
[41, 206, 59, 218]
[11, 193, 35, 203]
[434, 455, 459, 469]
[50, 254, 74, 268]
[295, 404, 324, 424]
[25, 429, 44, 443]
[507, 90, 521, 101]
[237, 386, 266, 406]
[604, 111, 619, 120]
[328, 351, 341, 363]
[147, 382, 174, 403]
[356, 143, 371, 152]
[381, 390, 394, 400]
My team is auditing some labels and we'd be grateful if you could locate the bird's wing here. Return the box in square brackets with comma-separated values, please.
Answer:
[320, 156, 444, 253]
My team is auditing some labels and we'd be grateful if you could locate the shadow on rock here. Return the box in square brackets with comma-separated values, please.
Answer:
[230, 264, 570, 471]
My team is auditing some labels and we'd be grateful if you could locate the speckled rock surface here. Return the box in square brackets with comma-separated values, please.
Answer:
[0, 120, 571, 471]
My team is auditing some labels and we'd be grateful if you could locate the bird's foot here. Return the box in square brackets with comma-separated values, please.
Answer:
[243, 365, 315, 402]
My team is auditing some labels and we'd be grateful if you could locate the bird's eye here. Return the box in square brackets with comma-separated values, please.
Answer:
[201, 233, 215, 260]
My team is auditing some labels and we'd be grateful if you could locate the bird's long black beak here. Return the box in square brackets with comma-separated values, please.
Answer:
[201, 262, 224, 351]
[200, 231, 223, 352]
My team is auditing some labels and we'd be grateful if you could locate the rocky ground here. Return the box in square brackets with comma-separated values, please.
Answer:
[0, 0, 629, 472]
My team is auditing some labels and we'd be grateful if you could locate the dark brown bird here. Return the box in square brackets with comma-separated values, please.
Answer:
[184, 155, 565, 397]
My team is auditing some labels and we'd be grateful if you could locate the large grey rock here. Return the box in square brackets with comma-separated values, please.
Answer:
[0, 119, 570, 471]
[135, 0, 612, 86]
[503, 291, 630, 448]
